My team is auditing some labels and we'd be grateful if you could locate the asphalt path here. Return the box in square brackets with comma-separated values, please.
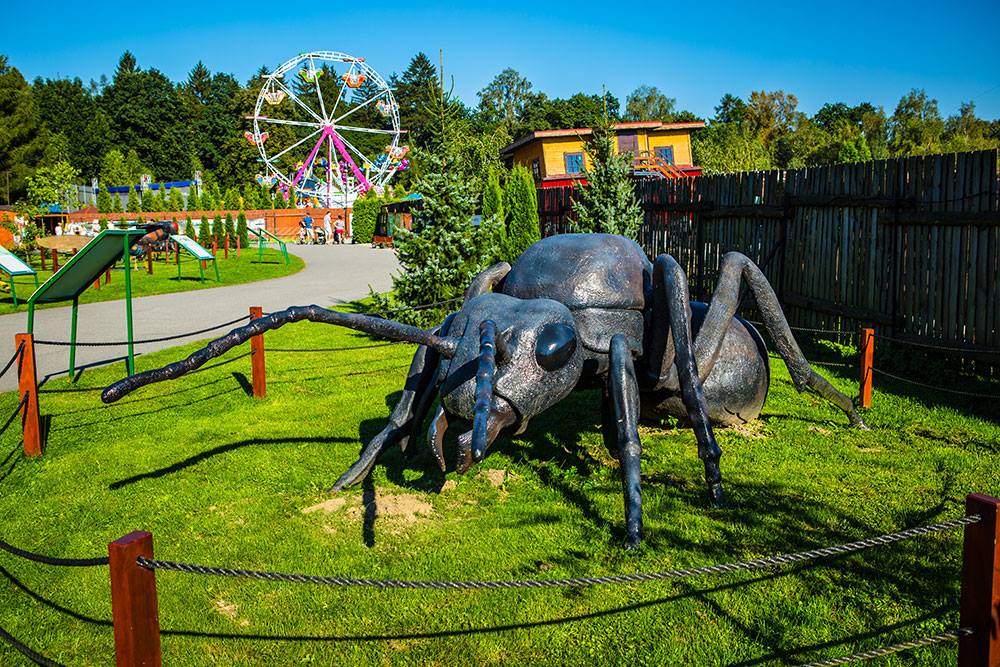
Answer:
[0, 244, 399, 391]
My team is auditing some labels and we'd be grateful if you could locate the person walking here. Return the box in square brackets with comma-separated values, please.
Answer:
[323, 210, 333, 245]
[302, 210, 314, 244]
[334, 216, 345, 244]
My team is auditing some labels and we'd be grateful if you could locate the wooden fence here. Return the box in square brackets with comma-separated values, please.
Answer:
[538, 149, 1000, 359]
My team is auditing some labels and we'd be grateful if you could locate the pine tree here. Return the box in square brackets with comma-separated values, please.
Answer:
[223, 186, 240, 211]
[224, 212, 235, 244]
[198, 215, 210, 243]
[236, 212, 248, 249]
[99, 215, 109, 230]
[126, 185, 142, 213]
[241, 184, 256, 211]
[111, 192, 123, 213]
[168, 187, 184, 212]
[503, 164, 540, 262]
[481, 168, 506, 262]
[212, 214, 223, 244]
[186, 186, 200, 211]
[97, 188, 112, 213]
[144, 188, 162, 213]
[570, 115, 642, 238]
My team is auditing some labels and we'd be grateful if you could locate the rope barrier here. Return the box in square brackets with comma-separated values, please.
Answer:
[0, 537, 108, 567]
[0, 393, 28, 439]
[745, 321, 855, 337]
[875, 334, 996, 355]
[873, 367, 1000, 399]
[795, 627, 973, 667]
[137, 514, 978, 590]
[268, 342, 400, 354]
[0, 341, 24, 382]
[33, 315, 251, 347]
[0, 625, 67, 667]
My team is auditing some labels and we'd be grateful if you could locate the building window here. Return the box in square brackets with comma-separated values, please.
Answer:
[564, 152, 584, 174]
[655, 146, 675, 165]
[531, 159, 540, 181]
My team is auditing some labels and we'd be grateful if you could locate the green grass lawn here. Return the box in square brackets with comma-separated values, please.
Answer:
[0, 248, 303, 315]
[0, 317, 996, 665]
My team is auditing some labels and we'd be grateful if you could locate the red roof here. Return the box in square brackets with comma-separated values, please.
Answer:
[501, 121, 705, 156]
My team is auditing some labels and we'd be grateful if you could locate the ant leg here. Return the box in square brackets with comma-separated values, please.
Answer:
[331, 343, 440, 491]
[689, 252, 866, 428]
[608, 334, 644, 548]
[464, 262, 511, 301]
[652, 254, 726, 507]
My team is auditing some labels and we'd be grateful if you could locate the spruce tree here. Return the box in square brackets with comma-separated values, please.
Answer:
[236, 212, 248, 249]
[184, 214, 193, 236]
[503, 164, 540, 262]
[241, 184, 256, 210]
[126, 185, 142, 213]
[198, 215, 210, 243]
[168, 188, 184, 212]
[97, 189, 112, 214]
[111, 192, 123, 214]
[212, 214, 223, 244]
[223, 186, 240, 211]
[186, 186, 200, 212]
[481, 168, 506, 262]
[224, 212, 236, 244]
[570, 115, 642, 239]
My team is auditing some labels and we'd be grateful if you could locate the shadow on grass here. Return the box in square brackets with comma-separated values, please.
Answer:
[108, 435, 357, 490]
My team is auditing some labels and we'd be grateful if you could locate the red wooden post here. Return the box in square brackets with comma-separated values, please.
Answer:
[224, 235, 229, 260]
[146, 251, 153, 275]
[236, 234, 241, 258]
[959, 493, 1000, 667]
[250, 306, 266, 398]
[40, 249, 47, 272]
[106, 268, 112, 285]
[860, 327, 874, 408]
[212, 240, 217, 256]
[108, 531, 162, 667]
[15, 333, 40, 457]
[51, 249, 59, 272]
[94, 278, 101, 290]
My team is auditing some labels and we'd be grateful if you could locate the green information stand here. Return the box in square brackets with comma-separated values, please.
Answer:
[0, 246, 39, 306]
[172, 235, 220, 283]
[247, 227, 290, 265]
[27, 229, 146, 377]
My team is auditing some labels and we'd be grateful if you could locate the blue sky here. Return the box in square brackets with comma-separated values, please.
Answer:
[3, 0, 998, 119]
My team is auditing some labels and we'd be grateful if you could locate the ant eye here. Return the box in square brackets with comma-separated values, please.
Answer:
[535, 323, 577, 371]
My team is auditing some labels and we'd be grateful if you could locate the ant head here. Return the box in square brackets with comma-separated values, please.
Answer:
[438, 293, 583, 461]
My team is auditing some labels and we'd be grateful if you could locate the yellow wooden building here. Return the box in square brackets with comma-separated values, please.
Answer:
[500, 120, 705, 188]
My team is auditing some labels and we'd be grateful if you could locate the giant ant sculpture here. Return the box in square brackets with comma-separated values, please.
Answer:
[104, 234, 865, 547]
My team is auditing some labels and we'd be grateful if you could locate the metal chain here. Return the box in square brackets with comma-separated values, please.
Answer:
[0, 625, 68, 667]
[796, 627, 973, 667]
[137, 514, 979, 590]
[873, 367, 1000, 399]
[33, 315, 251, 347]
[0, 341, 25, 382]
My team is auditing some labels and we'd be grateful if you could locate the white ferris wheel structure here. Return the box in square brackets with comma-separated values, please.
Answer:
[246, 51, 408, 207]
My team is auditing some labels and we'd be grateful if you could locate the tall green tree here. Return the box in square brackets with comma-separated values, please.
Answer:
[571, 115, 641, 239]
[624, 85, 677, 122]
[168, 187, 184, 212]
[186, 186, 200, 211]
[503, 164, 539, 261]
[198, 215, 210, 242]
[223, 212, 235, 243]
[100, 148, 130, 187]
[477, 68, 537, 127]
[126, 184, 141, 213]
[26, 161, 79, 212]
[32, 76, 110, 179]
[236, 212, 248, 248]
[888, 89, 944, 156]
[391, 53, 442, 148]
[97, 188, 112, 213]
[0, 56, 46, 203]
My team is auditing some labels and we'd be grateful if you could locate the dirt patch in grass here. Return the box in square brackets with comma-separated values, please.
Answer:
[302, 497, 348, 514]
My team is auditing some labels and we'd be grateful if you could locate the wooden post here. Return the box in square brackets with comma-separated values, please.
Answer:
[51, 249, 59, 272]
[860, 327, 874, 408]
[40, 249, 46, 272]
[212, 240, 217, 257]
[109, 531, 162, 667]
[15, 333, 40, 457]
[224, 235, 229, 260]
[250, 306, 266, 398]
[146, 251, 153, 275]
[236, 234, 240, 258]
[959, 493, 1000, 667]
[106, 268, 112, 285]
[94, 278, 101, 290]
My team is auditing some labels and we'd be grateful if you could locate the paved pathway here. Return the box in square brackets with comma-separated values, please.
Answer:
[0, 244, 399, 391]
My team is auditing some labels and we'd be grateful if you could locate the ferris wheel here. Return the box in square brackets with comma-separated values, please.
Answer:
[247, 51, 408, 206]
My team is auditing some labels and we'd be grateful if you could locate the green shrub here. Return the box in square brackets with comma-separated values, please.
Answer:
[97, 189, 112, 214]
[186, 187, 200, 212]
[236, 212, 248, 249]
[224, 212, 236, 244]
[351, 192, 380, 244]
[503, 164, 539, 262]
[126, 185, 141, 213]
[198, 215, 210, 243]
[168, 188, 184, 212]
